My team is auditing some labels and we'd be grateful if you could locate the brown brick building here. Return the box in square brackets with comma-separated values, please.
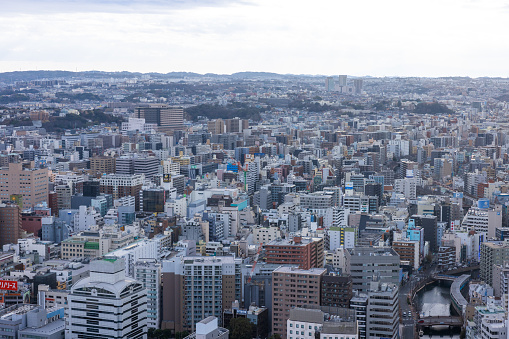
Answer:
[320, 273, 353, 308]
[265, 236, 324, 269]
[0, 204, 22, 246]
[271, 266, 326, 337]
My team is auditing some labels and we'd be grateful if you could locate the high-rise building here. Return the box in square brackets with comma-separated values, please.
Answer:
[224, 118, 249, 133]
[115, 155, 135, 175]
[345, 247, 400, 293]
[100, 174, 144, 210]
[353, 78, 363, 94]
[320, 273, 353, 308]
[0, 162, 48, 209]
[338, 75, 347, 87]
[325, 77, 335, 91]
[265, 236, 324, 269]
[135, 259, 162, 330]
[116, 155, 160, 179]
[351, 292, 368, 338]
[90, 156, 116, 175]
[480, 242, 509, 286]
[135, 104, 184, 133]
[366, 281, 399, 339]
[411, 214, 439, 253]
[207, 119, 225, 135]
[462, 206, 502, 239]
[55, 185, 72, 210]
[328, 227, 357, 250]
[271, 266, 326, 338]
[67, 257, 148, 339]
[134, 156, 160, 179]
[161, 256, 242, 333]
[0, 203, 22, 247]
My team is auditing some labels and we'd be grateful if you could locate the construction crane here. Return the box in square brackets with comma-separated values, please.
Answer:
[247, 244, 263, 283]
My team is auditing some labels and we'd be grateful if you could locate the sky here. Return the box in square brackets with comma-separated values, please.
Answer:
[1, 0, 509, 77]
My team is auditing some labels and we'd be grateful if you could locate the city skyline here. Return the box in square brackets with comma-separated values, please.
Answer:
[2, 0, 509, 77]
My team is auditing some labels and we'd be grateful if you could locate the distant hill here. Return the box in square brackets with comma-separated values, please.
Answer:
[0, 70, 317, 83]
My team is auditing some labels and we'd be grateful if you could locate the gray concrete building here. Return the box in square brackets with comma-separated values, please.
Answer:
[345, 247, 400, 293]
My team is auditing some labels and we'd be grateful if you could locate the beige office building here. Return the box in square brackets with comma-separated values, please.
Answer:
[0, 162, 48, 209]
[90, 156, 116, 175]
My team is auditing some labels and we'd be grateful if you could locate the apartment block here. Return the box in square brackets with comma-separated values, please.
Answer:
[265, 236, 324, 269]
[161, 256, 242, 333]
[271, 266, 326, 337]
[0, 162, 48, 209]
[0, 203, 22, 247]
[135, 259, 162, 330]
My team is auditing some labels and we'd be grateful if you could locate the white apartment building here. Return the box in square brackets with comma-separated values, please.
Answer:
[135, 259, 161, 330]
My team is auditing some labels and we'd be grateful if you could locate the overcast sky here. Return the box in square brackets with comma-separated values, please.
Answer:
[1, 0, 508, 77]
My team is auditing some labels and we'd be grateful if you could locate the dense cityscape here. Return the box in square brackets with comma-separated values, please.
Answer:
[1, 70, 509, 339]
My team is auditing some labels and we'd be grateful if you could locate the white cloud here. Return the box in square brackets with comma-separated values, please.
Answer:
[0, 0, 509, 76]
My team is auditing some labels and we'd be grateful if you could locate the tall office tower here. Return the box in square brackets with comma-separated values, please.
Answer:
[367, 281, 399, 339]
[353, 78, 363, 94]
[0, 203, 22, 247]
[0, 162, 48, 209]
[207, 119, 225, 135]
[338, 75, 347, 87]
[100, 174, 144, 210]
[135, 259, 162, 330]
[55, 184, 72, 210]
[161, 256, 242, 333]
[271, 266, 326, 338]
[90, 156, 116, 175]
[135, 104, 184, 133]
[325, 76, 335, 91]
[480, 242, 509, 286]
[344, 247, 400, 293]
[67, 257, 148, 339]
[246, 160, 260, 195]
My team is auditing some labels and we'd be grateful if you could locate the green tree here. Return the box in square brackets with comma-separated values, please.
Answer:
[228, 317, 255, 339]
[175, 330, 189, 339]
[269, 334, 282, 339]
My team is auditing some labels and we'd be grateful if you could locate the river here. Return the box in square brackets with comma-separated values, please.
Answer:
[414, 281, 461, 338]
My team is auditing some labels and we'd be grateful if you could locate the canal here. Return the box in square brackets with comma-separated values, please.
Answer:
[414, 281, 461, 338]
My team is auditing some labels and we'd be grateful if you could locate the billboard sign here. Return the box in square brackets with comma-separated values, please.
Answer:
[0, 281, 17, 291]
